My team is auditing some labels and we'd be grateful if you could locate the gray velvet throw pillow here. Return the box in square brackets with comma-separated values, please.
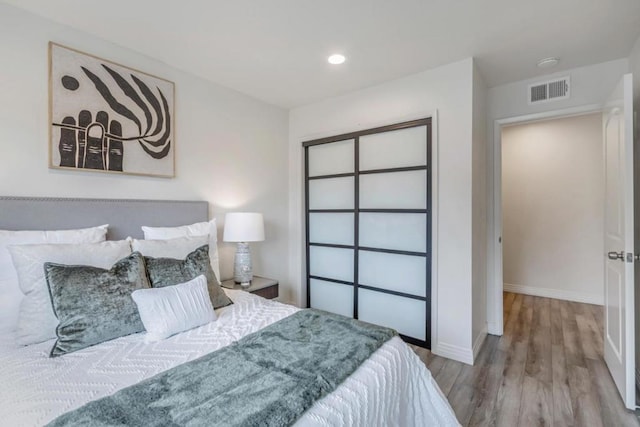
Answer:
[145, 245, 232, 309]
[45, 252, 150, 358]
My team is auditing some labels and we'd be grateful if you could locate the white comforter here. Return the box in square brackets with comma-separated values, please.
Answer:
[0, 290, 459, 426]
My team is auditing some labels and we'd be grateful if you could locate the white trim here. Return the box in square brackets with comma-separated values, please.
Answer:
[621, 73, 636, 409]
[489, 118, 504, 336]
[432, 341, 474, 365]
[472, 326, 488, 360]
[430, 110, 439, 353]
[503, 283, 603, 305]
[487, 320, 501, 335]
[488, 103, 603, 339]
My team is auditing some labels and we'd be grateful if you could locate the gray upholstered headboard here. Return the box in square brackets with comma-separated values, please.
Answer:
[0, 197, 209, 240]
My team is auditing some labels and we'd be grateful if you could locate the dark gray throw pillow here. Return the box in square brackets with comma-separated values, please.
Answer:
[44, 252, 150, 358]
[144, 245, 232, 309]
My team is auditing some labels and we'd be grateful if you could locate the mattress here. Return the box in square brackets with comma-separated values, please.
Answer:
[0, 289, 459, 426]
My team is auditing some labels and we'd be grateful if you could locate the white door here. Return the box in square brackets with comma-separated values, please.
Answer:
[603, 73, 635, 410]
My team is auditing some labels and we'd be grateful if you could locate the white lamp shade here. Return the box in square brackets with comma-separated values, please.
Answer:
[223, 213, 265, 242]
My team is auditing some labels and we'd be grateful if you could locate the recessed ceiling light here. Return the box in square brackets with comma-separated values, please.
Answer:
[537, 57, 560, 68]
[328, 54, 346, 65]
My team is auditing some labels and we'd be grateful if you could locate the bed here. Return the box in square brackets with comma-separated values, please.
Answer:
[0, 197, 459, 426]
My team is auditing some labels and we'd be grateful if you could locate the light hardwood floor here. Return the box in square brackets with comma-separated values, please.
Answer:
[411, 292, 639, 426]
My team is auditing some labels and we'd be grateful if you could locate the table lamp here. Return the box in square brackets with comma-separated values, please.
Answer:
[223, 212, 265, 286]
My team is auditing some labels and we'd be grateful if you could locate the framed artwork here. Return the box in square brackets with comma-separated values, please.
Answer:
[48, 42, 175, 177]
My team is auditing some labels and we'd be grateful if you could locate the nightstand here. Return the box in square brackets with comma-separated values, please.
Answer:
[221, 276, 279, 299]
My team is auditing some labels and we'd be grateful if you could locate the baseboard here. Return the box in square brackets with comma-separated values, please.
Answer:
[432, 341, 474, 365]
[504, 283, 603, 305]
[487, 321, 502, 336]
[472, 326, 488, 360]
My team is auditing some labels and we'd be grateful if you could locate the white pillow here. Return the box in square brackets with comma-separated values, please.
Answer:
[131, 275, 216, 342]
[130, 235, 209, 260]
[142, 220, 220, 284]
[8, 240, 131, 346]
[0, 224, 108, 334]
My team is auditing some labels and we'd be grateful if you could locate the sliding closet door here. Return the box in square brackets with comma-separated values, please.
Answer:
[304, 118, 431, 348]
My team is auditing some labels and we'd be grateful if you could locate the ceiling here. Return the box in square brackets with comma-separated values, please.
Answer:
[4, 0, 640, 108]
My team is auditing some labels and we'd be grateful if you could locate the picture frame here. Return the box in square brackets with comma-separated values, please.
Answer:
[48, 42, 175, 178]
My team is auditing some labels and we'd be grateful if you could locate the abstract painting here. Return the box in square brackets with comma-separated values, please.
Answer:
[49, 43, 175, 177]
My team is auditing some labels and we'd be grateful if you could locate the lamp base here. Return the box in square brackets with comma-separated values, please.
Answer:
[233, 242, 253, 284]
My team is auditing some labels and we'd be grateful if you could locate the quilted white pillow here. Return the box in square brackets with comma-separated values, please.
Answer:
[141, 220, 221, 284]
[131, 275, 216, 342]
[8, 240, 131, 346]
[0, 225, 108, 334]
[130, 235, 209, 260]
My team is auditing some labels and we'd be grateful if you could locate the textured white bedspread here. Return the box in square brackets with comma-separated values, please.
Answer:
[0, 290, 459, 426]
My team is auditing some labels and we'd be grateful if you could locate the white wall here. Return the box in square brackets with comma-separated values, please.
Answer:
[0, 4, 291, 298]
[289, 58, 479, 364]
[472, 64, 488, 355]
[502, 113, 604, 304]
[485, 58, 628, 331]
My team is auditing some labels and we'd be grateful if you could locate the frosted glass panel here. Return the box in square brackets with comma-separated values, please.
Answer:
[310, 279, 353, 317]
[359, 251, 426, 297]
[360, 126, 427, 170]
[309, 177, 354, 209]
[359, 213, 426, 252]
[309, 246, 353, 282]
[309, 213, 354, 245]
[308, 139, 354, 177]
[358, 289, 426, 340]
[360, 170, 426, 209]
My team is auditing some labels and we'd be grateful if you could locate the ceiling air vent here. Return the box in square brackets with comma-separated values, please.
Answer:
[528, 76, 570, 104]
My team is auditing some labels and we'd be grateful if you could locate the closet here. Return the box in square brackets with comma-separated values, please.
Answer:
[303, 118, 431, 347]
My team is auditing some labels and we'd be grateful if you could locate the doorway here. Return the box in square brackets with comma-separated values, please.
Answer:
[489, 104, 603, 339]
[501, 113, 604, 305]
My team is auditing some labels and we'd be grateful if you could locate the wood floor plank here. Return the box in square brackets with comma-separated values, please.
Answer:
[447, 337, 498, 425]
[468, 345, 507, 426]
[525, 297, 552, 383]
[499, 293, 523, 352]
[552, 343, 574, 426]
[550, 298, 564, 346]
[503, 292, 516, 322]
[513, 295, 534, 345]
[434, 358, 464, 396]
[517, 375, 553, 426]
[424, 351, 447, 377]
[584, 307, 604, 359]
[590, 304, 604, 331]
[576, 313, 600, 360]
[568, 364, 604, 427]
[561, 299, 587, 368]
[494, 341, 528, 427]
[587, 358, 638, 427]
